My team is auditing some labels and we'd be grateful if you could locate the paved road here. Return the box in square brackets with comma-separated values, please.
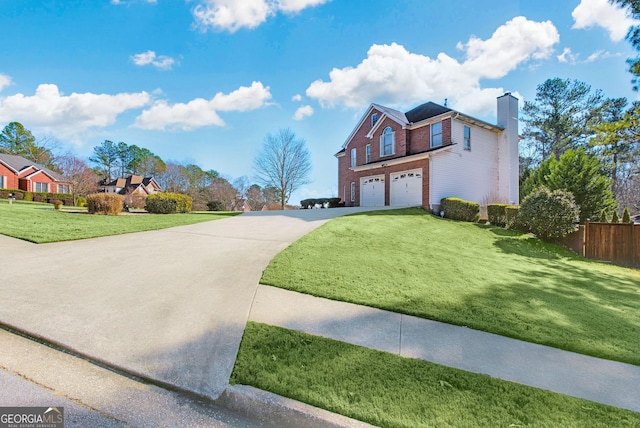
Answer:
[0, 207, 390, 402]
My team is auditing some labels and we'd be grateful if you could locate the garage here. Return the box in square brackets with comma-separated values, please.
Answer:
[390, 169, 423, 207]
[360, 175, 385, 206]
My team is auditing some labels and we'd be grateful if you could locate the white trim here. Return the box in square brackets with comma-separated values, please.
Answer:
[350, 148, 357, 167]
[379, 127, 395, 156]
[351, 146, 452, 172]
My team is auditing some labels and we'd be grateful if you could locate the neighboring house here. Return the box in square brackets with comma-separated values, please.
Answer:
[336, 93, 519, 211]
[99, 174, 162, 195]
[0, 153, 72, 194]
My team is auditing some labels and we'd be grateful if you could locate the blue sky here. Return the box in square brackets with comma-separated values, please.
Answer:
[1, 0, 638, 203]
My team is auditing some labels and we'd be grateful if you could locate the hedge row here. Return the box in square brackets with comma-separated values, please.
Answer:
[300, 198, 343, 209]
[440, 197, 480, 222]
[145, 193, 193, 214]
[0, 188, 76, 206]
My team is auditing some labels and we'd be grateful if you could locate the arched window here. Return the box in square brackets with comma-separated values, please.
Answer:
[380, 127, 395, 156]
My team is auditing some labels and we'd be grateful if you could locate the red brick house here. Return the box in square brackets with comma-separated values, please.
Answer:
[336, 93, 519, 211]
[0, 153, 72, 194]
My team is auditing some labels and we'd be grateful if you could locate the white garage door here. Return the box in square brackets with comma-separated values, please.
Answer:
[390, 169, 422, 207]
[360, 175, 385, 206]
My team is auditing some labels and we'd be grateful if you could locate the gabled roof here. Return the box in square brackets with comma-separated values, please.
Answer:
[100, 174, 162, 195]
[0, 153, 64, 181]
[337, 101, 503, 156]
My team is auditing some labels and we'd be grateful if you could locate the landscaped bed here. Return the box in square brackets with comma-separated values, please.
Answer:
[232, 322, 640, 427]
[0, 199, 240, 243]
[260, 208, 640, 366]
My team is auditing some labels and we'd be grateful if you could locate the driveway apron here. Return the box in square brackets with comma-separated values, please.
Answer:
[0, 208, 386, 399]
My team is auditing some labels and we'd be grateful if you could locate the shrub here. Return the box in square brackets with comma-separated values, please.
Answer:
[599, 210, 609, 223]
[611, 210, 620, 223]
[517, 187, 579, 240]
[53, 200, 63, 210]
[77, 196, 87, 207]
[487, 204, 509, 227]
[622, 207, 632, 223]
[207, 200, 226, 211]
[32, 193, 45, 202]
[124, 194, 147, 210]
[87, 193, 123, 215]
[505, 205, 520, 229]
[440, 197, 480, 222]
[146, 193, 192, 214]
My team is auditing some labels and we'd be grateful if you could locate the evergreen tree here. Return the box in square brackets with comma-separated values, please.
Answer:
[521, 148, 617, 222]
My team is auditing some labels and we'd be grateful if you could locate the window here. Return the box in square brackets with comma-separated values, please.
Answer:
[350, 182, 356, 202]
[343, 185, 346, 203]
[58, 184, 70, 194]
[464, 126, 471, 150]
[350, 148, 357, 167]
[371, 113, 379, 127]
[380, 127, 395, 156]
[365, 144, 371, 163]
[431, 121, 443, 148]
[34, 182, 48, 192]
[0, 176, 4, 188]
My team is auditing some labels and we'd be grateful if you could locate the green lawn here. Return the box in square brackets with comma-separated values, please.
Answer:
[0, 199, 240, 243]
[232, 323, 640, 428]
[261, 208, 640, 365]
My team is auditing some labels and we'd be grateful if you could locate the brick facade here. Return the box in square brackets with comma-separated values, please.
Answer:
[338, 107, 451, 208]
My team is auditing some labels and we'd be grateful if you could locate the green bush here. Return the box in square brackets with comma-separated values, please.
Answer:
[207, 200, 226, 211]
[599, 210, 609, 223]
[622, 207, 632, 223]
[77, 196, 87, 207]
[87, 193, 123, 215]
[505, 205, 520, 230]
[517, 187, 579, 240]
[611, 210, 620, 223]
[53, 200, 63, 210]
[146, 193, 192, 214]
[487, 204, 509, 227]
[440, 197, 480, 222]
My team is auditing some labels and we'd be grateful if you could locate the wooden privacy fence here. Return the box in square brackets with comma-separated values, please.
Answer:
[584, 222, 639, 267]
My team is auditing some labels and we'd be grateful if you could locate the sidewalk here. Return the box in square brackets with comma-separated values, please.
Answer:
[249, 284, 640, 413]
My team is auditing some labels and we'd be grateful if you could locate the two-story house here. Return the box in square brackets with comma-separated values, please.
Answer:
[336, 93, 519, 212]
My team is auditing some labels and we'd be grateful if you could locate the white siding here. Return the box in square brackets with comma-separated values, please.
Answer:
[429, 119, 500, 208]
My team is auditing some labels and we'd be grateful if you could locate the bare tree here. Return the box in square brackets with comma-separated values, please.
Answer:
[54, 153, 99, 204]
[253, 128, 312, 210]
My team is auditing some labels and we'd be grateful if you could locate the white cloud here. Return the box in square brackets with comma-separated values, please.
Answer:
[0, 74, 11, 92]
[306, 17, 558, 116]
[134, 81, 272, 130]
[192, 0, 330, 32]
[131, 50, 176, 70]
[0, 83, 150, 137]
[558, 47, 578, 64]
[572, 0, 638, 42]
[291, 94, 302, 101]
[585, 49, 617, 62]
[293, 105, 313, 120]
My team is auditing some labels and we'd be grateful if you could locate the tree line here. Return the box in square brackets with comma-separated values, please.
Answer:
[520, 77, 640, 218]
[0, 122, 311, 211]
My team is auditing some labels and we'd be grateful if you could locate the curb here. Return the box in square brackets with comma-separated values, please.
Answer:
[217, 384, 377, 428]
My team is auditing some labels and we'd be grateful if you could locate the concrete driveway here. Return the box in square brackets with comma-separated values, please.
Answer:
[0, 207, 391, 400]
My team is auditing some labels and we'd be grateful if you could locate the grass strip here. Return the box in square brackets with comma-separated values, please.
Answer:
[0, 199, 240, 243]
[261, 208, 640, 366]
[231, 322, 640, 428]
